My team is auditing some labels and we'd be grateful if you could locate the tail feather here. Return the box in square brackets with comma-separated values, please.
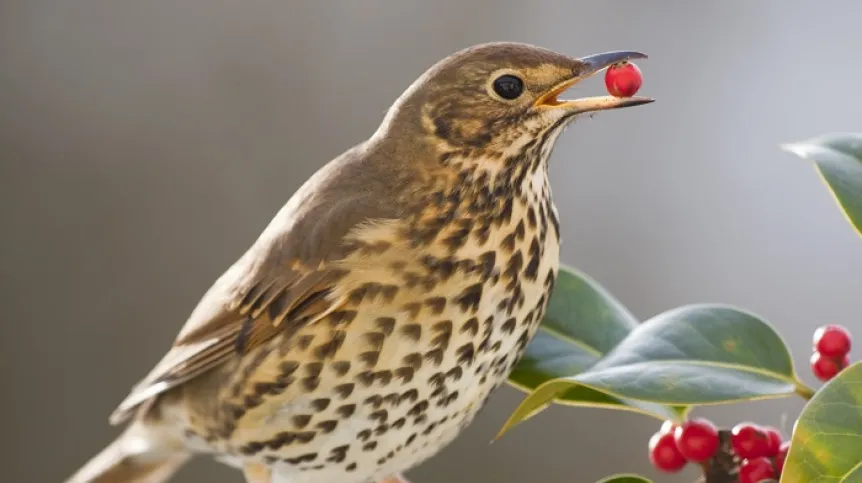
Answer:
[66, 421, 191, 483]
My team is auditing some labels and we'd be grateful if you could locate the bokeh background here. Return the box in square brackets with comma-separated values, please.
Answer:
[2, 1, 861, 481]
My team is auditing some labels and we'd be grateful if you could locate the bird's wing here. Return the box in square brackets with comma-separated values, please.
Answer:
[109, 156, 404, 425]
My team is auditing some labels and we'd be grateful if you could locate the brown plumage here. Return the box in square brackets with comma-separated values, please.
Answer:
[66, 41, 652, 483]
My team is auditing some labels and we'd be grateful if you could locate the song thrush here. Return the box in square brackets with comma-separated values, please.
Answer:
[67, 42, 652, 483]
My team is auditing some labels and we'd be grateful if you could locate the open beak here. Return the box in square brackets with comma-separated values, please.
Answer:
[534, 50, 654, 114]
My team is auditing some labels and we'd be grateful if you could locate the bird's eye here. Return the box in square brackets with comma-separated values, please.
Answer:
[492, 74, 524, 100]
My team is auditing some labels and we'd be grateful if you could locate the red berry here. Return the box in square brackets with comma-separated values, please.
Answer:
[811, 351, 849, 381]
[731, 423, 770, 458]
[604, 62, 643, 98]
[738, 457, 776, 483]
[776, 441, 790, 474]
[813, 324, 852, 357]
[762, 426, 783, 457]
[673, 418, 720, 461]
[648, 430, 687, 472]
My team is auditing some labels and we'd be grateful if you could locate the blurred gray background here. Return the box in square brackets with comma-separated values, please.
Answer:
[2, 1, 861, 481]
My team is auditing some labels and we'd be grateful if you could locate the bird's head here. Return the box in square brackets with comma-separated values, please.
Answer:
[375, 42, 653, 183]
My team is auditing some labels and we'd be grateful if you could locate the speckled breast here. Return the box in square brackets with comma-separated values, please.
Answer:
[168, 169, 561, 483]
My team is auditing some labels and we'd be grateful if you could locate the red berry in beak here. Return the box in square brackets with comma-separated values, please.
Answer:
[604, 61, 643, 98]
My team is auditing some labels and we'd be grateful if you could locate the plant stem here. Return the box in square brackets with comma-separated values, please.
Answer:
[794, 381, 816, 400]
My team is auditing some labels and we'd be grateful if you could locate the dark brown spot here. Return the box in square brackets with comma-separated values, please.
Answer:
[401, 324, 422, 341]
[501, 317, 516, 335]
[504, 251, 524, 282]
[527, 206, 538, 228]
[399, 388, 419, 404]
[355, 371, 374, 387]
[328, 310, 357, 326]
[403, 352, 423, 370]
[430, 320, 453, 350]
[501, 232, 516, 252]
[317, 420, 338, 434]
[375, 370, 393, 385]
[311, 398, 330, 412]
[454, 283, 483, 313]
[402, 302, 422, 320]
[359, 351, 380, 368]
[304, 362, 323, 378]
[381, 285, 399, 302]
[392, 417, 406, 429]
[408, 400, 429, 417]
[292, 415, 311, 429]
[331, 361, 351, 377]
[456, 342, 475, 366]
[425, 348, 444, 366]
[363, 441, 378, 451]
[446, 366, 463, 382]
[284, 452, 317, 464]
[363, 331, 386, 349]
[370, 409, 388, 423]
[337, 404, 356, 418]
[364, 394, 383, 408]
[478, 251, 497, 278]
[296, 335, 314, 350]
[424, 297, 447, 314]
[357, 429, 372, 442]
[525, 237, 541, 281]
[327, 444, 349, 463]
[313, 330, 346, 359]
[346, 462, 357, 471]
[334, 383, 354, 399]
[461, 317, 479, 336]
[295, 432, 315, 444]
[394, 366, 414, 382]
[428, 372, 445, 387]
[499, 198, 514, 225]
[375, 317, 396, 335]
[302, 377, 320, 392]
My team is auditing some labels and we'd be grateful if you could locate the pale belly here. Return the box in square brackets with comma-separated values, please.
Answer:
[169, 198, 561, 483]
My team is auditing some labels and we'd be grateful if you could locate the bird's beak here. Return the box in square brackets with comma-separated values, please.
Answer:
[534, 51, 654, 114]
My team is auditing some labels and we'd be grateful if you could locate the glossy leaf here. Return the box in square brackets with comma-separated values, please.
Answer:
[595, 474, 652, 483]
[506, 265, 684, 425]
[781, 361, 862, 483]
[501, 304, 801, 437]
[782, 133, 862, 236]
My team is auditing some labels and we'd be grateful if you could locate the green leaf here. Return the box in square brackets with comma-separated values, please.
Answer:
[595, 474, 652, 483]
[780, 361, 862, 483]
[502, 304, 803, 436]
[782, 132, 862, 236]
[505, 265, 684, 430]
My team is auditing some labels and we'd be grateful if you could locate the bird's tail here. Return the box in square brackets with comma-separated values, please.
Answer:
[65, 420, 191, 483]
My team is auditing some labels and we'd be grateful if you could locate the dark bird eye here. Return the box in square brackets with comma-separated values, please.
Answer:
[492, 74, 524, 100]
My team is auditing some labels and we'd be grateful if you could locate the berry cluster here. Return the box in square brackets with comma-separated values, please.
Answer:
[648, 324, 854, 481]
[648, 419, 789, 482]
[810, 324, 852, 381]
